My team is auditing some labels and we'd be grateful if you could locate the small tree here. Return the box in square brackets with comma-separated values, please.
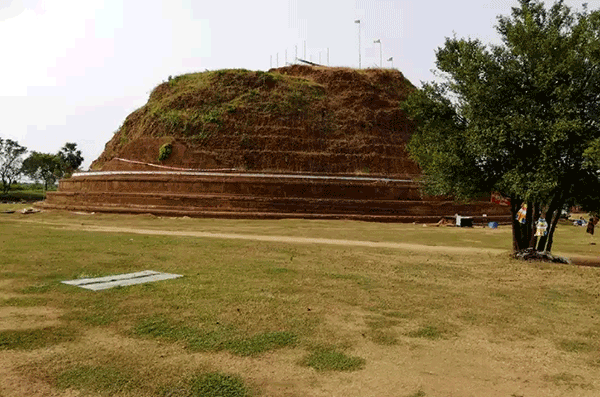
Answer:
[21, 152, 64, 191]
[403, 0, 600, 254]
[0, 138, 27, 194]
[57, 142, 84, 175]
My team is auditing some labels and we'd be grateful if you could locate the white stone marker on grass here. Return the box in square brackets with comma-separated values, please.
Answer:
[62, 270, 183, 291]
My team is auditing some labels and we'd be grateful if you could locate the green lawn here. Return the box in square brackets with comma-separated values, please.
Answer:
[1, 210, 599, 396]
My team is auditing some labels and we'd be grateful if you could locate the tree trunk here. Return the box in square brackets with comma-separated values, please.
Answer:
[1, 175, 8, 194]
[511, 197, 532, 252]
[517, 201, 537, 250]
[511, 197, 522, 253]
[529, 203, 541, 249]
[538, 189, 566, 252]
[543, 207, 561, 252]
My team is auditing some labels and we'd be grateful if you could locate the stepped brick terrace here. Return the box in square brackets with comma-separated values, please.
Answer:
[40, 170, 511, 223]
[40, 67, 511, 222]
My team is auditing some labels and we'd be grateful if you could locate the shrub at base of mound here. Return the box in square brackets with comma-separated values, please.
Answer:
[157, 142, 173, 161]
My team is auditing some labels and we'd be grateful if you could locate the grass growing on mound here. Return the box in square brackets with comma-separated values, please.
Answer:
[158, 142, 173, 161]
[114, 69, 327, 142]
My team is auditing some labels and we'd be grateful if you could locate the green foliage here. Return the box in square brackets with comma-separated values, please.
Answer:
[364, 315, 400, 345]
[300, 347, 365, 371]
[542, 372, 593, 389]
[0, 297, 47, 307]
[0, 327, 76, 350]
[224, 331, 297, 356]
[0, 189, 47, 201]
[407, 325, 447, 340]
[403, 0, 600, 252]
[57, 142, 84, 175]
[134, 315, 200, 341]
[21, 152, 64, 191]
[158, 143, 173, 161]
[119, 132, 129, 146]
[0, 138, 27, 194]
[160, 110, 187, 131]
[557, 339, 596, 353]
[203, 109, 222, 125]
[192, 130, 213, 143]
[21, 283, 54, 294]
[189, 372, 250, 397]
[56, 365, 134, 394]
[18, 142, 83, 189]
[134, 316, 296, 356]
[226, 103, 238, 114]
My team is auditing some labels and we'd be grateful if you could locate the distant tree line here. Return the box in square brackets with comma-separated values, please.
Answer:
[0, 138, 83, 194]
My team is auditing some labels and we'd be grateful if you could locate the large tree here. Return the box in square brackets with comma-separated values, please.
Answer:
[0, 138, 27, 194]
[21, 152, 64, 191]
[21, 143, 84, 191]
[403, 0, 600, 253]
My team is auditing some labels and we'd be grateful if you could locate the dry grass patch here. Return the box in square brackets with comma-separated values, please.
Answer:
[1, 213, 600, 396]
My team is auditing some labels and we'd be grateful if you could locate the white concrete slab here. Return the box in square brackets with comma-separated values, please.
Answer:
[62, 271, 182, 291]
[62, 270, 159, 286]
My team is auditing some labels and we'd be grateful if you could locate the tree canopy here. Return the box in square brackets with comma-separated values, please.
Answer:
[21, 152, 64, 191]
[402, 0, 600, 253]
[58, 142, 84, 175]
[0, 138, 27, 194]
[21, 143, 84, 191]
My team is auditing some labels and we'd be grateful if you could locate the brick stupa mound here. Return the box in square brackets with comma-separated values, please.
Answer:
[92, 65, 419, 175]
[43, 66, 511, 223]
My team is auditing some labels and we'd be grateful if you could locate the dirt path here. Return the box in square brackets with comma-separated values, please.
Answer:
[10, 217, 600, 264]
[48, 223, 506, 255]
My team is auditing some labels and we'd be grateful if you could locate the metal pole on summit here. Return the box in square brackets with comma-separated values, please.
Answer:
[374, 39, 382, 68]
[355, 19, 361, 68]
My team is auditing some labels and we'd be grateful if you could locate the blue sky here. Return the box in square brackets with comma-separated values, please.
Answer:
[0, 0, 595, 168]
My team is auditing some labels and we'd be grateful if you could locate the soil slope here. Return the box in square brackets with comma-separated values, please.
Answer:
[92, 65, 420, 175]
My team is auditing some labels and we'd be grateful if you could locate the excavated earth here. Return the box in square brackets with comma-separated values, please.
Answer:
[42, 66, 511, 222]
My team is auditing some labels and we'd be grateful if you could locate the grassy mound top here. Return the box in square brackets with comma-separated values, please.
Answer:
[92, 66, 418, 175]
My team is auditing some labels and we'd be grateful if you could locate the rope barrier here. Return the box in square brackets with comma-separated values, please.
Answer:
[73, 158, 415, 183]
[112, 158, 237, 172]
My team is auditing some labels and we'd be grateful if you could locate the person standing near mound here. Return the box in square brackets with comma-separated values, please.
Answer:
[586, 216, 599, 244]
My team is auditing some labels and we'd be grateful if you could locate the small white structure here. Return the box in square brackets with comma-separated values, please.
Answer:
[62, 270, 182, 291]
